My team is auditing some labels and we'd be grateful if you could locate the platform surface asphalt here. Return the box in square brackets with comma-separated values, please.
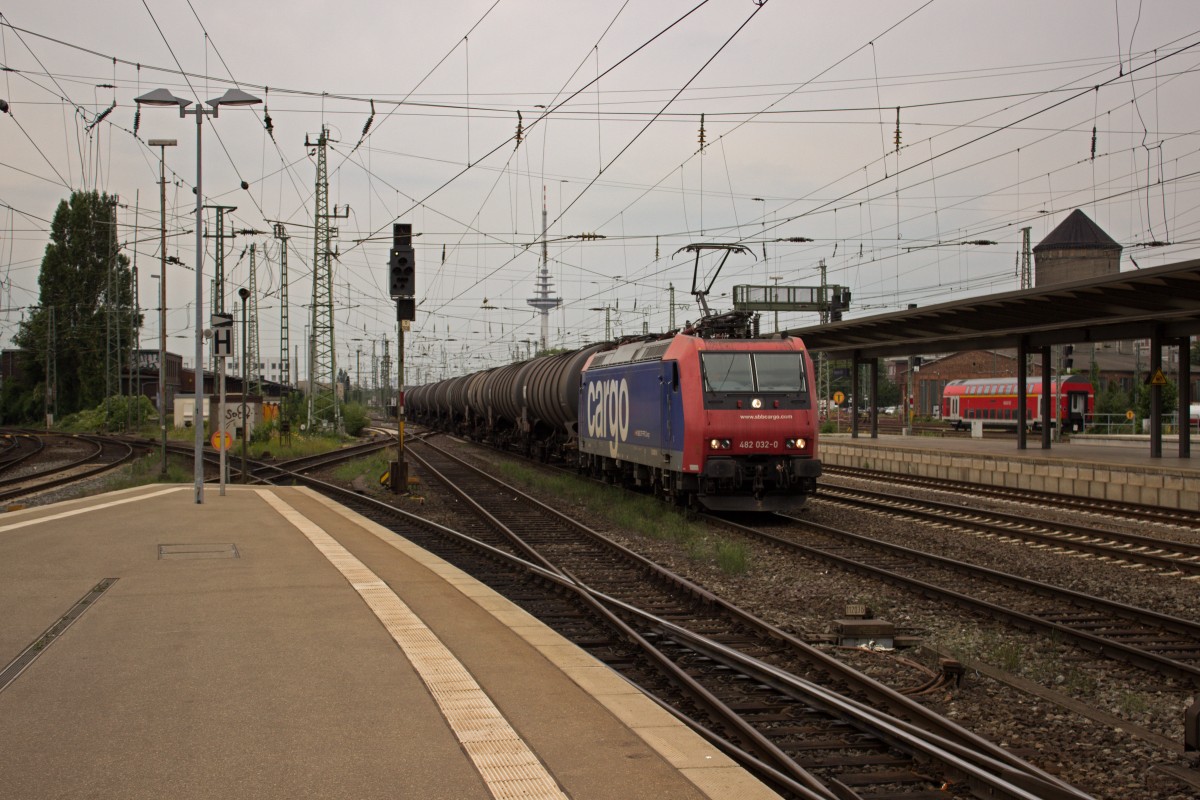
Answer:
[0, 484, 779, 799]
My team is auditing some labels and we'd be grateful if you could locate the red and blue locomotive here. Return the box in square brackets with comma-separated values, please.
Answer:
[408, 311, 822, 512]
[578, 318, 820, 511]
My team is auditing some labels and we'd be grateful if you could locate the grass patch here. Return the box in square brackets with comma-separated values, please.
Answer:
[331, 451, 392, 484]
[713, 539, 750, 574]
[490, 461, 752, 575]
[99, 453, 193, 492]
[1117, 691, 1149, 716]
[988, 640, 1024, 672]
[247, 433, 347, 460]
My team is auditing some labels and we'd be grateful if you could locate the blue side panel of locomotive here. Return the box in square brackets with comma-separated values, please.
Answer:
[579, 359, 683, 468]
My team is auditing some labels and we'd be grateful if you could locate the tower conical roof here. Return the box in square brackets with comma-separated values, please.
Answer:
[1033, 209, 1121, 252]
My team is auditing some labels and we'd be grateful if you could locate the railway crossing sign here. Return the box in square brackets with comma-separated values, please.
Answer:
[211, 313, 234, 359]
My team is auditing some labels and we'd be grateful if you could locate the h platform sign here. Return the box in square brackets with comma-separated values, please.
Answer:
[211, 312, 234, 359]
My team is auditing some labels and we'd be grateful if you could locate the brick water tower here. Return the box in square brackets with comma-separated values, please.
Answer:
[1032, 208, 1122, 287]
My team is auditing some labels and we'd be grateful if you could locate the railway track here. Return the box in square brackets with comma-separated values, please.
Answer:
[822, 464, 1200, 529]
[705, 511, 1200, 687]
[0, 432, 44, 473]
[394, 428, 1200, 689]
[0, 432, 139, 502]
[393, 436, 1087, 799]
[814, 484, 1200, 578]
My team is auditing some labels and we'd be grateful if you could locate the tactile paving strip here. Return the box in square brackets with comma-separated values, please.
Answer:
[258, 489, 568, 800]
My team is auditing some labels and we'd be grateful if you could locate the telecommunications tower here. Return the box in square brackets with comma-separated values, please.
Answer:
[526, 187, 561, 353]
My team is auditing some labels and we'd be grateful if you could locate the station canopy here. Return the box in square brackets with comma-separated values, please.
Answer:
[787, 257, 1200, 360]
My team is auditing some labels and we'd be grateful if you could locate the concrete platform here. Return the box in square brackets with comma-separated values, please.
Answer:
[0, 485, 779, 800]
[821, 433, 1199, 510]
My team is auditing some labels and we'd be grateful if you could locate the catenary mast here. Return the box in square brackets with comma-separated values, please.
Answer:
[306, 126, 347, 431]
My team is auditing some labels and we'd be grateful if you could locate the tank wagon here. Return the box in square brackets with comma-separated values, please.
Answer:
[409, 343, 609, 460]
[942, 376, 1094, 432]
[408, 312, 821, 512]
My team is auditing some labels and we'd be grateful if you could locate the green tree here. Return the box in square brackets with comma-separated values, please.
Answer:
[874, 362, 900, 407]
[6, 191, 139, 422]
[1136, 380, 1177, 417]
[341, 401, 369, 436]
[1094, 381, 1131, 417]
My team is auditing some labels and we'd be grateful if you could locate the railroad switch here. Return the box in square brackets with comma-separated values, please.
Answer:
[938, 658, 965, 688]
[835, 618, 895, 648]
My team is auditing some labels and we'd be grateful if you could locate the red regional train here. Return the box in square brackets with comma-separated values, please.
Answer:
[941, 376, 1094, 432]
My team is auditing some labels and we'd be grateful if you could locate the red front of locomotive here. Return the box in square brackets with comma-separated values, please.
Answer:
[674, 336, 821, 511]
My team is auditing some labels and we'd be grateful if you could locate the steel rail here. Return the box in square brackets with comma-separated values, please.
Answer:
[402, 440, 832, 794]
[822, 464, 1200, 528]
[0, 431, 44, 473]
[711, 513, 1200, 685]
[815, 485, 1200, 575]
[404, 437, 1088, 798]
[0, 435, 133, 502]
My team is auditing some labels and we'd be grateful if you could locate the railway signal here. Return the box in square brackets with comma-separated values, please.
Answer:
[387, 222, 417, 494]
[389, 223, 416, 304]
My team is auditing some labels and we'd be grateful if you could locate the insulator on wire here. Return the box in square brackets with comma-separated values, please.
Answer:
[698, 113, 706, 153]
[1090, 125, 1097, 161]
[361, 99, 375, 139]
[515, 110, 524, 146]
[134, 109, 141, 136]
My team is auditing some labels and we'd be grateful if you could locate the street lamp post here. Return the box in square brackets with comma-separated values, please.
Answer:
[149, 138, 176, 475]
[136, 87, 261, 504]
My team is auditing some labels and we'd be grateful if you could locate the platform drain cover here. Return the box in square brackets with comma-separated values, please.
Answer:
[158, 543, 240, 560]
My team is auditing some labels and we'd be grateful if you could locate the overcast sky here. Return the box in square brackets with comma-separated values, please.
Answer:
[2, 0, 1198, 381]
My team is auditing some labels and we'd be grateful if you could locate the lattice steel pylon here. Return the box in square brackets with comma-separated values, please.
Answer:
[306, 126, 348, 432]
[380, 337, 391, 411]
[247, 243, 262, 397]
[273, 223, 291, 389]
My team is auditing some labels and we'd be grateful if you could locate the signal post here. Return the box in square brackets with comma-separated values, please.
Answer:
[211, 312, 235, 494]
[388, 223, 416, 493]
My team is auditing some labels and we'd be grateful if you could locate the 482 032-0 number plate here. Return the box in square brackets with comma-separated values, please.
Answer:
[739, 440, 778, 449]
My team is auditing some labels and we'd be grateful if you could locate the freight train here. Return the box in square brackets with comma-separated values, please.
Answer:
[407, 312, 822, 512]
[941, 376, 1094, 432]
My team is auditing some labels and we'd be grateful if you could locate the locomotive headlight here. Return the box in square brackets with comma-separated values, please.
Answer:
[786, 437, 808, 450]
[751, 398, 762, 409]
[709, 438, 731, 450]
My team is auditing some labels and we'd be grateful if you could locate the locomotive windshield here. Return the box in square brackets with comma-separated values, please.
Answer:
[702, 352, 807, 393]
